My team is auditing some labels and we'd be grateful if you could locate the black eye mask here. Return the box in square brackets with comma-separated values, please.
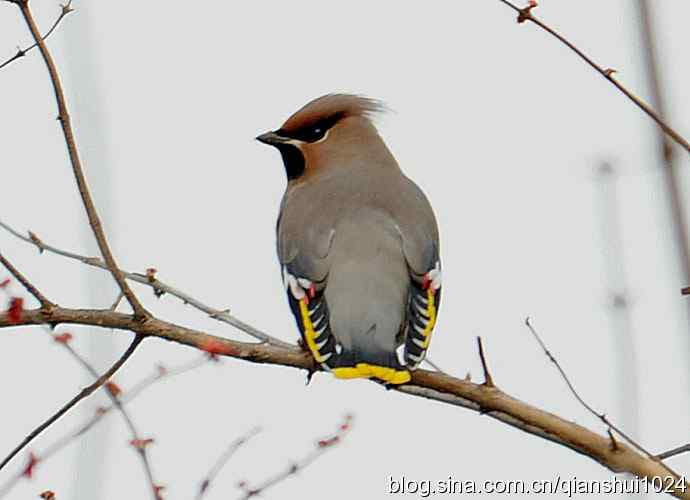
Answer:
[278, 112, 344, 143]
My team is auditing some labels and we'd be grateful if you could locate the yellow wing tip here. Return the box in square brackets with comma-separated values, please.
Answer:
[332, 364, 411, 385]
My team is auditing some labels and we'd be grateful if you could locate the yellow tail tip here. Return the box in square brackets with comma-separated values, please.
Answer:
[332, 363, 411, 385]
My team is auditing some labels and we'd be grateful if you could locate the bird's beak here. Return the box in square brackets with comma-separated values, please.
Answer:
[256, 130, 290, 146]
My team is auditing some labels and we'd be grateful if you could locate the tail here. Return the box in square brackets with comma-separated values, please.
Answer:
[331, 347, 410, 385]
[332, 363, 410, 385]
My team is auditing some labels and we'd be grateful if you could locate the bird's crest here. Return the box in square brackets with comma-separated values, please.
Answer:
[280, 94, 384, 135]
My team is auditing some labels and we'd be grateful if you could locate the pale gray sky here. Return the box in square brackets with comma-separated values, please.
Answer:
[1, 1, 689, 499]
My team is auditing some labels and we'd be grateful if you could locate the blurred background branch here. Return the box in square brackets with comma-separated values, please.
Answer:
[595, 163, 641, 452]
[235, 416, 352, 500]
[197, 426, 261, 499]
[633, 0, 690, 352]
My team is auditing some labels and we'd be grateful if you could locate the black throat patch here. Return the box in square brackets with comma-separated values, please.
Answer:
[277, 143, 305, 181]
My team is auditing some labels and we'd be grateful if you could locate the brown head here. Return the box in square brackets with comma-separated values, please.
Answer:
[257, 94, 392, 182]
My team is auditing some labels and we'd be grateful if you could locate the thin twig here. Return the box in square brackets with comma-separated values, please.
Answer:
[0, 356, 209, 499]
[127, 357, 210, 401]
[0, 219, 292, 347]
[58, 332, 160, 499]
[0, 278, 155, 494]
[110, 291, 124, 311]
[60, 338, 161, 499]
[476, 336, 495, 387]
[0, 1, 73, 71]
[524, 317, 681, 479]
[0, 252, 53, 309]
[0, 334, 144, 472]
[657, 444, 690, 461]
[13, 1, 149, 319]
[236, 416, 352, 500]
[525, 317, 610, 420]
[495, 0, 690, 154]
[0, 281, 157, 495]
[197, 427, 262, 499]
[422, 357, 445, 373]
[45, 358, 207, 456]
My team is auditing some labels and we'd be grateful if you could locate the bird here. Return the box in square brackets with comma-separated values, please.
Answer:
[257, 94, 441, 385]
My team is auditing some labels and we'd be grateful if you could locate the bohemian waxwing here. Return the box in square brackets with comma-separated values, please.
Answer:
[257, 94, 442, 385]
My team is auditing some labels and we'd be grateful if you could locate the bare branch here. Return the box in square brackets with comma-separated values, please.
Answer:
[110, 291, 124, 311]
[524, 317, 681, 479]
[12, 1, 149, 319]
[0, 333, 144, 472]
[0, 278, 158, 496]
[423, 357, 445, 373]
[0, 356, 209, 499]
[236, 416, 352, 499]
[0, 253, 53, 310]
[525, 317, 604, 417]
[0, 219, 292, 347]
[495, 0, 690, 154]
[0, 1, 73, 71]
[197, 427, 261, 499]
[2, 307, 688, 499]
[658, 444, 690, 461]
[56, 336, 160, 499]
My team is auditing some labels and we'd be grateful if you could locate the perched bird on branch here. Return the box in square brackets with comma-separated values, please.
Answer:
[257, 94, 442, 384]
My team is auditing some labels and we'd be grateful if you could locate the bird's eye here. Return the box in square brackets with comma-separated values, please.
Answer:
[289, 114, 342, 143]
[302, 126, 325, 143]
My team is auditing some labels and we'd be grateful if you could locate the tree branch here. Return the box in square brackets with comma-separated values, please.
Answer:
[495, 0, 690, 155]
[0, 219, 291, 347]
[0, 356, 209, 499]
[12, 0, 149, 319]
[0, 1, 73, 71]
[2, 306, 688, 499]
[0, 332, 144, 472]
[236, 416, 352, 500]
[3, 4, 688, 494]
[524, 317, 682, 480]
[0, 253, 53, 310]
[0, 281, 159, 498]
[59, 334, 161, 500]
[198, 427, 261, 499]
[658, 444, 690, 461]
